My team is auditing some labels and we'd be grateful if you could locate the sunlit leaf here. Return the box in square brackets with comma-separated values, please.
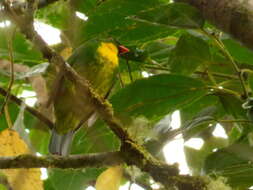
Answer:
[95, 166, 123, 190]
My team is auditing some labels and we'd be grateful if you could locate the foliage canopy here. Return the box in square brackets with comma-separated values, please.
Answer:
[1, 0, 253, 189]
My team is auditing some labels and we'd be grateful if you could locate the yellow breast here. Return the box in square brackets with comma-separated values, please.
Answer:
[97, 42, 119, 66]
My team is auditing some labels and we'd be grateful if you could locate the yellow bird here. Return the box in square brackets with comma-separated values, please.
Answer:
[47, 39, 129, 155]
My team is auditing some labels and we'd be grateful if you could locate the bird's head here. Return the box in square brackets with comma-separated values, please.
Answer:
[96, 40, 129, 66]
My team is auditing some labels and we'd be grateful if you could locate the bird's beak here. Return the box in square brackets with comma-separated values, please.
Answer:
[118, 45, 130, 55]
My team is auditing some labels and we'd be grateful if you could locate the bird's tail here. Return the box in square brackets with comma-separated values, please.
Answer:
[49, 129, 74, 156]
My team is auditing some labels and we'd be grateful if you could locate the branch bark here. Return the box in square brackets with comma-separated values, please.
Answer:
[0, 87, 54, 129]
[176, 0, 253, 50]
[0, 152, 123, 169]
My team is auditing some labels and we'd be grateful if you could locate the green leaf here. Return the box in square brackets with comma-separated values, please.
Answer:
[72, 0, 100, 15]
[249, 74, 253, 92]
[219, 94, 252, 137]
[223, 38, 253, 66]
[71, 120, 120, 154]
[79, 0, 167, 41]
[144, 41, 174, 64]
[0, 28, 43, 64]
[168, 33, 211, 75]
[204, 145, 253, 188]
[185, 137, 228, 175]
[0, 184, 7, 190]
[47, 168, 104, 190]
[182, 115, 214, 140]
[134, 2, 204, 29]
[43, 179, 56, 190]
[36, 1, 71, 30]
[181, 95, 222, 122]
[110, 74, 207, 120]
[0, 98, 19, 132]
[181, 95, 225, 140]
[110, 21, 176, 45]
[219, 94, 246, 119]
[29, 128, 50, 154]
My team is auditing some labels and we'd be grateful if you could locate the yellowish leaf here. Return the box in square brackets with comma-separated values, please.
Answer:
[95, 165, 123, 190]
[0, 129, 43, 190]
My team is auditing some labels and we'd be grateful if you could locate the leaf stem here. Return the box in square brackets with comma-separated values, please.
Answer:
[0, 28, 16, 116]
[218, 119, 253, 123]
[200, 29, 248, 99]
[126, 60, 133, 82]
[209, 86, 241, 99]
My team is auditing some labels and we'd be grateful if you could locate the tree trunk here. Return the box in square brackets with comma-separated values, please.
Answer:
[176, 0, 253, 50]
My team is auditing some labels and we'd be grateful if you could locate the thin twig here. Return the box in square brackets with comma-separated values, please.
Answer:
[200, 29, 248, 98]
[0, 87, 54, 129]
[0, 28, 16, 116]
[143, 65, 238, 80]
[4, 105, 13, 128]
[117, 72, 125, 88]
[217, 119, 253, 123]
[210, 86, 241, 99]
[126, 60, 133, 82]
[205, 68, 217, 86]
[195, 71, 238, 80]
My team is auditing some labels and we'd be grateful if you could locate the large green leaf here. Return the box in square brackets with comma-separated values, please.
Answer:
[219, 94, 247, 120]
[72, 0, 100, 15]
[168, 33, 211, 75]
[29, 128, 50, 154]
[0, 98, 19, 132]
[0, 28, 43, 64]
[134, 2, 204, 29]
[110, 74, 207, 120]
[46, 168, 104, 190]
[79, 0, 168, 41]
[223, 38, 253, 66]
[185, 137, 228, 175]
[110, 21, 176, 45]
[144, 41, 175, 64]
[181, 95, 225, 140]
[181, 95, 222, 122]
[36, 1, 71, 30]
[204, 145, 253, 188]
[71, 120, 120, 154]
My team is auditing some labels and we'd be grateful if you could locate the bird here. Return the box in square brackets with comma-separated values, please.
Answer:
[47, 39, 129, 156]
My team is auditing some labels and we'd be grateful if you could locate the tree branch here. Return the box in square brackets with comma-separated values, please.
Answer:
[0, 87, 54, 129]
[0, 152, 123, 169]
[0, 0, 59, 15]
